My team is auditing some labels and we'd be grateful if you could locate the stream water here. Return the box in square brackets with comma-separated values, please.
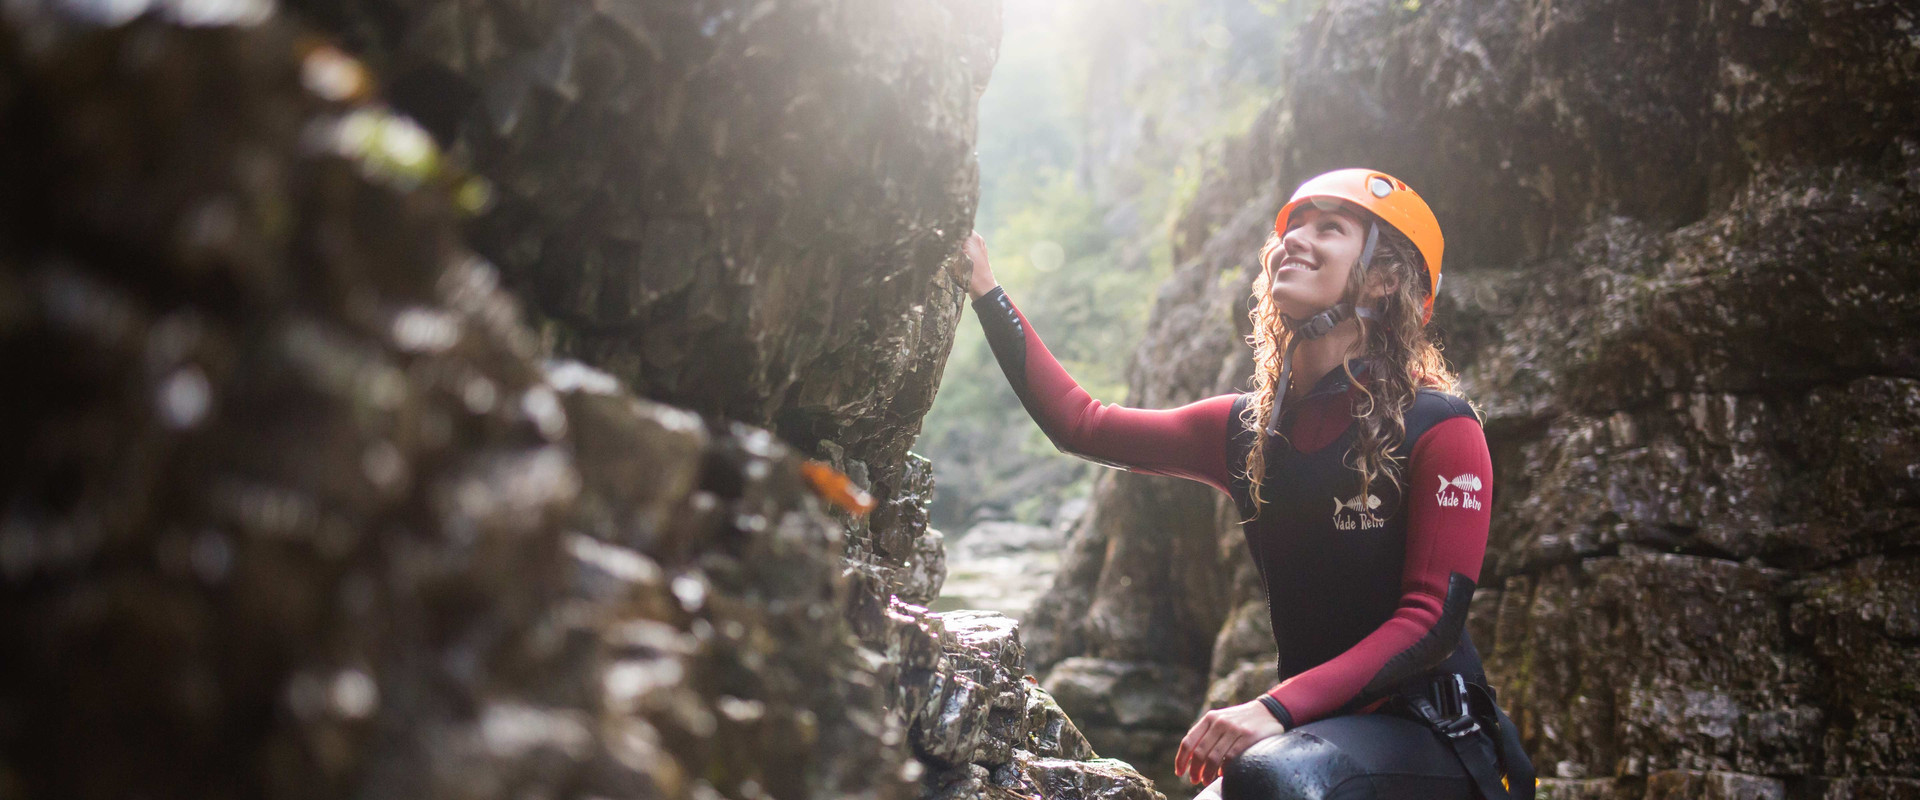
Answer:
[930, 499, 1084, 620]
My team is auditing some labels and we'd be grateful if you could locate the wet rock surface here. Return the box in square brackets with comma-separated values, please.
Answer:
[1457, 160, 1920, 788]
[1024, 0, 1920, 795]
[284, 0, 1001, 610]
[0, 14, 901, 797]
[0, 3, 1164, 799]
[901, 605, 1160, 798]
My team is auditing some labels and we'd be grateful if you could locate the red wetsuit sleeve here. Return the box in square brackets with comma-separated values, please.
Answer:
[1264, 414, 1493, 726]
[972, 287, 1238, 494]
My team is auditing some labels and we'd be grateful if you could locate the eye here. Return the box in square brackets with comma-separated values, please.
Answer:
[1319, 220, 1342, 233]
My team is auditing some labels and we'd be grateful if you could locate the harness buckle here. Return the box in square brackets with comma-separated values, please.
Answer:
[1438, 713, 1483, 740]
[1430, 673, 1470, 719]
[1425, 673, 1483, 739]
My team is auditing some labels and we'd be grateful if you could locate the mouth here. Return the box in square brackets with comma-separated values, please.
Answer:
[1275, 256, 1316, 273]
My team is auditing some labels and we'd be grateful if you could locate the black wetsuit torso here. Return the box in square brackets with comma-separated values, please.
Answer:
[1224, 380, 1489, 725]
[972, 287, 1531, 799]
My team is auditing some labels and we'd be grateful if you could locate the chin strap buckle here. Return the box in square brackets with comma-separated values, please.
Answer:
[1292, 305, 1347, 339]
[1261, 221, 1387, 438]
[1267, 302, 1373, 436]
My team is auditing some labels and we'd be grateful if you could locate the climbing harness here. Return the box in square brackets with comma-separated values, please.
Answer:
[1393, 673, 1537, 800]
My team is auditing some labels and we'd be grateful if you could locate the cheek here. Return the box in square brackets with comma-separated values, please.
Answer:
[1310, 260, 1353, 296]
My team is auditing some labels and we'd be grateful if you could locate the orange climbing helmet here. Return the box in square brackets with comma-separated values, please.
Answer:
[1274, 168, 1445, 322]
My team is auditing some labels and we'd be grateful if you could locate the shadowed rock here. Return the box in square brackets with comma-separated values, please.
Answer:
[1023, 0, 1920, 794]
[0, 2, 1168, 799]
[275, 0, 1003, 605]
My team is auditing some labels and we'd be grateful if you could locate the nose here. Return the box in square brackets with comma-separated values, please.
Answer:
[1280, 223, 1311, 254]
[1265, 237, 1297, 273]
[1282, 227, 1313, 260]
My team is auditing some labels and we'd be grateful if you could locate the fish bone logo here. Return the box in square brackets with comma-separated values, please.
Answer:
[1332, 492, 1386, 530]
[1435, 473, 1484, 510]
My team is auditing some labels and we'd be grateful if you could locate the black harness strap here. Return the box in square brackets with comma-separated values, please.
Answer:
[1398, 674, 1515, 800]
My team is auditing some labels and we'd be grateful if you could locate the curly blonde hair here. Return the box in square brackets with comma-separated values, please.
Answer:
[1237, 211, 1456, 516]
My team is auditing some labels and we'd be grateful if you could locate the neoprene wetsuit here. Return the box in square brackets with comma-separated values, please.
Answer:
[976, 287, 1502, 799]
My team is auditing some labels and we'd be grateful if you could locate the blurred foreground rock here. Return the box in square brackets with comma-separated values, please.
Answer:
[1023, 0, 1920, 795]
[0, 3, 1165, 799]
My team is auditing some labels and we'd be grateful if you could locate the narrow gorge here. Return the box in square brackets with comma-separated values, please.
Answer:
[2, 0, 1916, 799]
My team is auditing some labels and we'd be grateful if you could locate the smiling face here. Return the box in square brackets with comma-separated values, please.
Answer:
[1264, 203, 1374, 319]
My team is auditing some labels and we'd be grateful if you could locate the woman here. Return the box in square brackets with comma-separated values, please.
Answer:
[963, 169, 1533, 800]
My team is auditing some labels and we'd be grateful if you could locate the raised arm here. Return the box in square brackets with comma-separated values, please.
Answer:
[964, 233, 1237, 493]
[1261, 413, 1493, 727]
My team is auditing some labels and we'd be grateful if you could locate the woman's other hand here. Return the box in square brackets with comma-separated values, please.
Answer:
[1174, 699, 1288, 786]
[964, 231, 999, 299]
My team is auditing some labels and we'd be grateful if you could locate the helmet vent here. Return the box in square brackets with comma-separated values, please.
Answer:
[1368, 176, 1393, 197]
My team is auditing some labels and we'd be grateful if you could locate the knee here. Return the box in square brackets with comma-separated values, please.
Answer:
[1221, 731, 1367, 800]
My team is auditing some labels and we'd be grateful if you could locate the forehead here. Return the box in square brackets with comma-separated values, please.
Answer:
[1287, 202, 1364, 228]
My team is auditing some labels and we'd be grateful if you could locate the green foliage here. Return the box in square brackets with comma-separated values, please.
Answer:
[921, 166, 1151, 477]
[974, 8, 1076, 233]
[921, 0, 1319, 527]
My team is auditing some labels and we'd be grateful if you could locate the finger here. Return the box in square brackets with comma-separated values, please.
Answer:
[1210, 735, 1243, 784]
[1177, 717, 1212, 781]
[1184, 732, 1214, 783]
[1192, 716, 1231, 781]
[1180, 734, 1204, 783]
[1203, 726, 1246, 782]
[1191, 720, 1232, 780]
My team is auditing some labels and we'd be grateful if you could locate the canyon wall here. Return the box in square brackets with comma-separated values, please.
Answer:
[0, 1, 1164, 798]
[282, 0, 1008, 606]
[1026, 0, 1920, 796]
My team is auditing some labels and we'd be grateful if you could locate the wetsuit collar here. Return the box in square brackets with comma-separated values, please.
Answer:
[1268, 359, 1371, 441]
[1301, 358, 1371, 399]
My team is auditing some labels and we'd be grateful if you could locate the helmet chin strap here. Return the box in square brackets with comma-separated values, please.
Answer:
[1266, 221, 1381, 437]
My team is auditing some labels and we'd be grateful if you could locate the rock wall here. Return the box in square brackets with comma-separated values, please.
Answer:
[0, 2, 1165, 799]
[1027, 0, 1920, 796]
[286, 0, 1001, 606]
